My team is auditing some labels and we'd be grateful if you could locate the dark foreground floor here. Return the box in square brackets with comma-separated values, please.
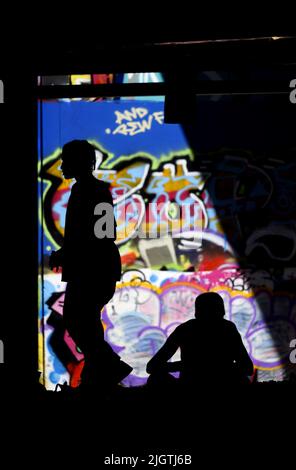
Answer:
[0, 380, 295, 466]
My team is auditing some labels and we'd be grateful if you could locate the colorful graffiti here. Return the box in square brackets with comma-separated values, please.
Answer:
[41, 269, 296, 388]
[40, 146, 233, 273]
[38, 99, 296, 389]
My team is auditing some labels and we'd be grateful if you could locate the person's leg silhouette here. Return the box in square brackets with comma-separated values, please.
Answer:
[63, 278, 132, 390]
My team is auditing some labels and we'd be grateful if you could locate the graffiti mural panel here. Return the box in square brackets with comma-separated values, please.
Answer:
[38, 98, 296, 389]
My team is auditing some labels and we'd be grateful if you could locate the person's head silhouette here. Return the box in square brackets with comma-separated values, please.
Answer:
[61, 140, 96, 180]
[195, 292, 225, 321]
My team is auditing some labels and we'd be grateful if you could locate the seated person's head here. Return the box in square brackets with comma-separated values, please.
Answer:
[61, 140, 96, 179]
[195, 292, 225, 321]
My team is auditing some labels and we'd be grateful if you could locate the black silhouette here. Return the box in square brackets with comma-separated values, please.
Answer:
[49, 140, 132, 391]
[146, 292, 253, 387]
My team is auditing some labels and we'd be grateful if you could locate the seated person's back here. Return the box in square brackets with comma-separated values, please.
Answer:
[146, 292, 253, 385]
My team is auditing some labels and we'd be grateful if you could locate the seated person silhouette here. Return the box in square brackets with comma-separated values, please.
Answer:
[49, 140, 132, 390]
[146, 292, 253, 387]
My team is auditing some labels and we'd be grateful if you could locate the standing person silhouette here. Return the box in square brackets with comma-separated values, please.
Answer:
[49, 140, 132, 391]
[146, 292, 253, 387]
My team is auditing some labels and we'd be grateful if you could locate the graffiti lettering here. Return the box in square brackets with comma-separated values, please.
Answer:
[115, 107, 148, 124]
[112, 109, 164, 136]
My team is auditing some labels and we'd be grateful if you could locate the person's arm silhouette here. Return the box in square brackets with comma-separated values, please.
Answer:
[49, 248, 64, 272]
[230, 323, 254, 377]
[49, 185, 80, 273]
[146, 328, 181, 374]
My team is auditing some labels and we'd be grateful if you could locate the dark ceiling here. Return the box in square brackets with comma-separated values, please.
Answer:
[1, 28, 295, 75]
[35, 35, 296, 75]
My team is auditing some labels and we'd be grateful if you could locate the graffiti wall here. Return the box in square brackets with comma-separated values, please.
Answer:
[38, 97, 296, 389]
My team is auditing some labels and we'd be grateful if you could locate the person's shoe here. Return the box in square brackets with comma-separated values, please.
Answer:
[54, 381, 78, 396]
